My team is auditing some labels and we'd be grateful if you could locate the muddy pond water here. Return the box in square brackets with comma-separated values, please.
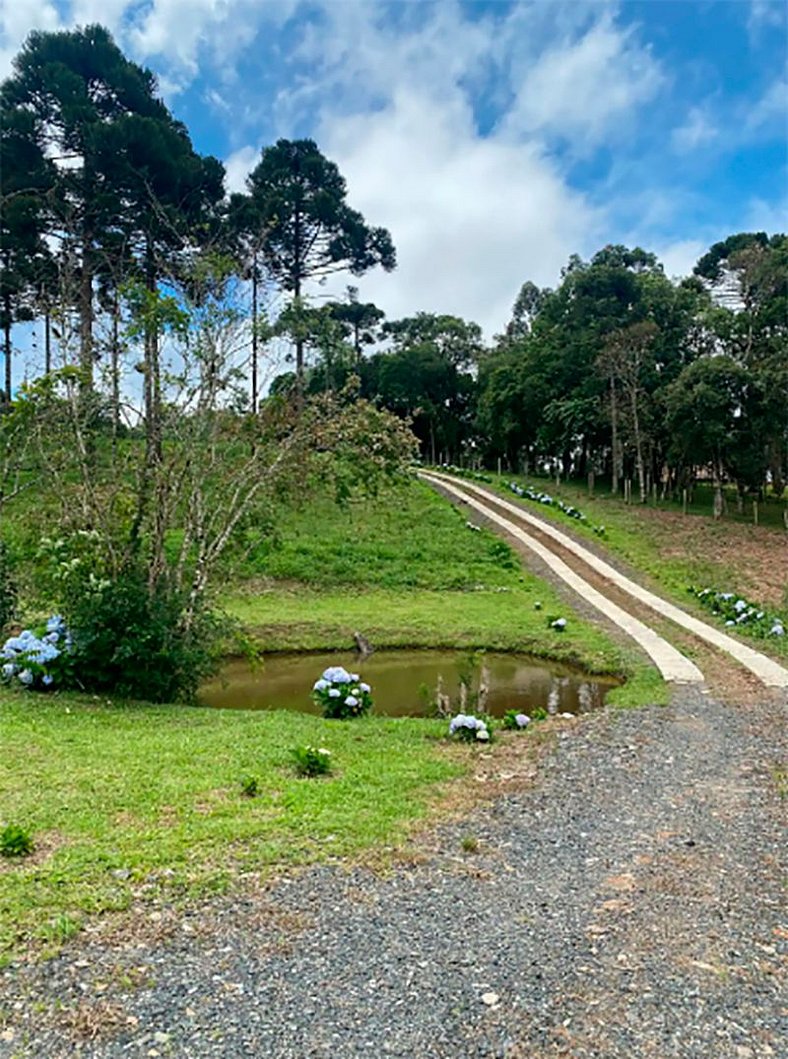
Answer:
[199, 650, 621, 717]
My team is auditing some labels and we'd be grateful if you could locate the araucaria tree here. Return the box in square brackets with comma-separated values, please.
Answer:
[246, 139, 396, 386]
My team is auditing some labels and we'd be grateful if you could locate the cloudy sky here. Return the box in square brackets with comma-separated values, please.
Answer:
[2, 0, 786, 338]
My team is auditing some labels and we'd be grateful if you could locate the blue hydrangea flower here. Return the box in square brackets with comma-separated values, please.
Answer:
[344, 695, 359, 707]
[328, 688, 341, 698]
[42, 674, 54, 687]
[359, 682, 371, 693]
[515, 713, 530, 727]
[313, 679, 330, 691]
[18, 669, 34, 686]
[322, 666, 352, 684]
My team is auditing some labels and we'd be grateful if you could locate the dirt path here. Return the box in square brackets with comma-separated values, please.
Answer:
[1, 689, 784, 1058]
[421, 471, 788, 698]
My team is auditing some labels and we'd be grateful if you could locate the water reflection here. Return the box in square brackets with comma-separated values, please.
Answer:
[200, 650, 620, 717]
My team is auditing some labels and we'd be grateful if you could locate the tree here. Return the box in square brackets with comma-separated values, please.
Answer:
[383, 312, 483, 369]
[695, 232, 787, 497]
[327, 286, 385, 364]
[247, 139, 395, 386]
[666, 356, 766, 516]
[598, 321, 658, 502]
[0, 107, 54, 400]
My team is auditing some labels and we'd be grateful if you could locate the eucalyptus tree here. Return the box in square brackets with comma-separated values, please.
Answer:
[695, 232, 787, 496]
[247, 139, 395, 386]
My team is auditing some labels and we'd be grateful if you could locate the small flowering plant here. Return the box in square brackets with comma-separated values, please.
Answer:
[312, 665, 373, 720]
[688, 586, 785, 639]
[291, 745, 332, 777]
[1, 615, 73, 691]
[449, 712, 492, 743]
[502, 709, 531, 731]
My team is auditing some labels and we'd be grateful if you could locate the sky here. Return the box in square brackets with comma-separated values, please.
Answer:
[1, 0, 787, 341]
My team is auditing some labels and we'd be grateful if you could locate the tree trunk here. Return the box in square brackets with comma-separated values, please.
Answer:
[44, 310, 52, 375]
[2, 300, 11, 403]
[610, 378, 619, 495]
[111, 294, 120, 447]
[251, 253, 258, 415]
[712, 461, 724, 520]
[630, 387, 646, 503]
[79, 167, 94, 396]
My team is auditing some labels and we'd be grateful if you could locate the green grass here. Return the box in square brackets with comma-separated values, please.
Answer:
[231, 480, 524, 590]
[224, 479, 632, 675]
[0, 691, 463, 962]
[226, 587, 624, 674]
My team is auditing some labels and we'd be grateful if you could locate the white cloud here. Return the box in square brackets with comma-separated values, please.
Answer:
[0, 0, 61, 79]
[748, 0, 786, 34]
[316, 88, 602, 337]
[500, 13, 664, 147]
[223, 143, 259, 194]
[745, 77, 788, 131]
[743, 195, 788, 233]
[651, 239, 705, 279]
[671, 107, 718, 153]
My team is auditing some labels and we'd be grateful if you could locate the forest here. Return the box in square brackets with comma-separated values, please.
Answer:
[1, 24, 786, 514]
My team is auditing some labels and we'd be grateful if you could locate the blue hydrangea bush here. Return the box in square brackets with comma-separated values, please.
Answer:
[312, 666, 373, 719]
[449, 712, 491, 743]
[688, 586, 785, 639]
[508, 482, 606, 536]
[1, 615, 72, 691]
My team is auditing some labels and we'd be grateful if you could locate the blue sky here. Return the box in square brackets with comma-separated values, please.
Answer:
[1, 0, 786, 339]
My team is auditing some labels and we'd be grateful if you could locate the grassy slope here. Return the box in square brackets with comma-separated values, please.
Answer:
[223, 480, 626, 674]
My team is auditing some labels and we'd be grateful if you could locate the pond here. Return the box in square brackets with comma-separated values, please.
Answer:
[199, 650, 621, 717]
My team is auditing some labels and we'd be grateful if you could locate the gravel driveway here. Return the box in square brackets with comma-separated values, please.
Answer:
[2, 686, 785, 1058]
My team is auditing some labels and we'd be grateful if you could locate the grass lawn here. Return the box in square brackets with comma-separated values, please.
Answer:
[0, 691, 467, 963]
[0, 477, 668, 962]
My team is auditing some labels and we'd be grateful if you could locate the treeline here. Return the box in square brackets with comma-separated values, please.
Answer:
[296, 238, 787, 506]
[1, 26, 786, 507]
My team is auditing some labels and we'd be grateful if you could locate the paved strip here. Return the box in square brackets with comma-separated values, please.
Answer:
[421, 472, 703, 685]
[423, 470, 788, 689]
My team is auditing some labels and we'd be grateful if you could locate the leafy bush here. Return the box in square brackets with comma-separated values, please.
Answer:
[62, 573, 221, 702]
[312, 666, 373, 719]
[688, 586, 785, 639]
[291, 745, 332, 777]
[448, 713, 491, 743]
[1, 823, 34, 858]
[508, 481, 606, 536]
[1, 615, 73, 690]
[530, 706, 548, 721]
[501, 709, 531, 731]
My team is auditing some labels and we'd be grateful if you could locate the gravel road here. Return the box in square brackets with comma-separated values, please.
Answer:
[2, 686, 785, 1058]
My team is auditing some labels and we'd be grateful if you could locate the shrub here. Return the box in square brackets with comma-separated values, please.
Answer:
[239, 775, 259, 798]
[63, 573, 221, 703]
[502, 709, 531, 731]
[448, 713, 491, 743]
[291, 745, 332, 777]
[312, 666, 373, 719]
[1, 615, 73, 690]
[1, 823, 34, 858]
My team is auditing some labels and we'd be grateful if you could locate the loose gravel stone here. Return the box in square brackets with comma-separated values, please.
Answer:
[1, 687, 785, 1058]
